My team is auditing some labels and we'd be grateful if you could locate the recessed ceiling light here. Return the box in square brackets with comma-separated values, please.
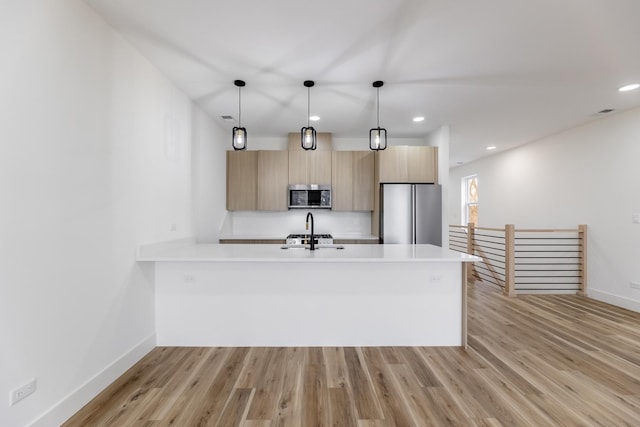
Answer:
[413, 116, 425, 122]
[618, 83, 640, 92]
[309, 115, 320, 121]
[486, 146, 497, 150]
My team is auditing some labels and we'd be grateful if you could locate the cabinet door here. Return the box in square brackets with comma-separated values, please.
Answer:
[332, 151, 374, 212]
[288, 151, 308, 184]
[353, 151, 374, 211]
[309, 151, 332, 184]
[289, 150, 332, 184]
[226, 151, 257, 210]
[407, 146, 437, 183]
[377, 146, 409, 182]
[258, 151, 289, 211]
[331, 151, 354, 211]
[377, 146, 437, 183]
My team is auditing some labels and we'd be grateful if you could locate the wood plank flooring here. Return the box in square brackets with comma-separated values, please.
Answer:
[63, 283, 640, 426]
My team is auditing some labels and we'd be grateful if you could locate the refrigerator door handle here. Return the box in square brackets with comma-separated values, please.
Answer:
[411, 185, 416, 244]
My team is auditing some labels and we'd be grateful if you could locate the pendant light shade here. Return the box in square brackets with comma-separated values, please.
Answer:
[369, 80, 387, 151]
[301, 80, 317, 150]
[232, 79, 247, 150]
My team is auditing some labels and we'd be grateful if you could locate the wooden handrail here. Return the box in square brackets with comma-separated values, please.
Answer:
[474, 227, 506, 232]
[515, 228, 582, 233]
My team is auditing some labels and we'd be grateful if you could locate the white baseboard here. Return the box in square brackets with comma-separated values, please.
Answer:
[29, 334, 156, 427]
[588, 289, 640, 313]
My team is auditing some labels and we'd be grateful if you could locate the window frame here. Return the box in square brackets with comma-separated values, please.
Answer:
[461, 174, 478, 226]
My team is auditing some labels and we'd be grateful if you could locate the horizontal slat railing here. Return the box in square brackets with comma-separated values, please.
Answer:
[471, 227, 507, 293]
[448, 223, 587, 296]
[448, 225, 469, 254]
[514, 227, 586, 294]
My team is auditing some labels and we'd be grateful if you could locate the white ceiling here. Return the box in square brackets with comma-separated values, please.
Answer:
[85, 0, 640, 165]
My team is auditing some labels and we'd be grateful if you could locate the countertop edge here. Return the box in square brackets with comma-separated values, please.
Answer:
[137, 242, 481, 263]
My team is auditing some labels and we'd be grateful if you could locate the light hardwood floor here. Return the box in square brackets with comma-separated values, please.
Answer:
[63, 283, 640, 426]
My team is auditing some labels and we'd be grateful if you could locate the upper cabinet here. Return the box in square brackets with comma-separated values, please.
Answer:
[227, 141, 437, 216]
[287, 133, 332, 184]
[227, 150, 289, 211]
[257, 150, 289, 211]
[226, 151, 258, 211]
[288, 151, 332, 184]
[376, 146, 438, 183]
[332, 151, 374, 211]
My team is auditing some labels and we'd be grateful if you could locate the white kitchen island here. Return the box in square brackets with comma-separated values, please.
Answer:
[138, 242, 479, 348]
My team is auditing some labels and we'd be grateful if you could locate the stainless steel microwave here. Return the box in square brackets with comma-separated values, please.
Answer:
[288, 184, 331, 209]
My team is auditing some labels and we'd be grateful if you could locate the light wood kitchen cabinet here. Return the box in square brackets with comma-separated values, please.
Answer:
[288, 150, 332, 184]
[332, 151, 374, 211]
[288, 132, 332, 185]
[257, 151, 288, 210]
[331, 152, 353, 210]
[226, 151, 257, 211]
[227, 150, 289, 211]
[376, 146, 438, 183]
[353, 151, 375, 211]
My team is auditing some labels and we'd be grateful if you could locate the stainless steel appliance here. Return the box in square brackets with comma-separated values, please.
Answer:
[286, 233, 334, 246]
[379, 183, 442, 245]
[288, 184, 331, 209]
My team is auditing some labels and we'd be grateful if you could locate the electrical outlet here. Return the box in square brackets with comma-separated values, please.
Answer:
[630, 281, 640, 290]
[184, 274, 196, 283]
[10, 379, 36, 406]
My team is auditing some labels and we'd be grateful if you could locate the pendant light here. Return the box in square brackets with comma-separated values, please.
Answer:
[301, 80, 317, 150]
[232, 79, 247, 150]
[369, 80, 387, 151]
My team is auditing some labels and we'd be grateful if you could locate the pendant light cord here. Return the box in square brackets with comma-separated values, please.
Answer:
[238, 86, 242, 126]
[376, 87, 380, 128]
[307, 86, 310, 127]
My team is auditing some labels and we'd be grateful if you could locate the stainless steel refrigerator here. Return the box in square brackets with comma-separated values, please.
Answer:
[380, 183, 442, 245]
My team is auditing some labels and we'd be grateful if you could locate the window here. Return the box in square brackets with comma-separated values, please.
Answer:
[462, 175, 478, 226]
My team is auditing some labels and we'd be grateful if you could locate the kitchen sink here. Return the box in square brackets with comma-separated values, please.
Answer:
[280, 244, 345, 250]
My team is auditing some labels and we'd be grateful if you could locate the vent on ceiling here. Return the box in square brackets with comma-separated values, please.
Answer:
[598, 109, 615, 114]
[221, 115, 236, 123]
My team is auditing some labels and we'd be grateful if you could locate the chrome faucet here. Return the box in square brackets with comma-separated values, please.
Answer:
[305, 212, 315, 251]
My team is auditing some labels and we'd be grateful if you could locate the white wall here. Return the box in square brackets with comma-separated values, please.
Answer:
[0, 1, 203, 425]
[449, 108, 640, 312]
[192, 106, 228, 242]
[426, 126, 450, 248]
[225, 210, 372, 238]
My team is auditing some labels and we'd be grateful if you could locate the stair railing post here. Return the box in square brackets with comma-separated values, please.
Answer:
[578, 224, 588, 296]
[505, 224, 516, 297]
[467, 222, 475, 283]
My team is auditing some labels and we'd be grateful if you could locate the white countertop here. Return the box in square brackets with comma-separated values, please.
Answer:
[218, 233, 379, 241]
[137, 242, 480, 263]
